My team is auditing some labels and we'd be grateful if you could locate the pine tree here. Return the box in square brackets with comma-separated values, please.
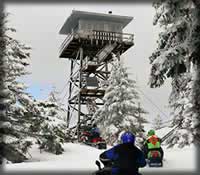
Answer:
[149, 0, 191, 88]
[189, 0, 200, 145]
[0, 9, 10, 164]
[48, 86, 62, 104]
[0, 12, 68, 162]
[35, 100, 67, 155]
[150, 0, 200, 147]
[17, 93, 67, 155]
[164, 73, 194, 147]
[94, 55, 147, 145]
[0, 12, 31, 163]
[48, 86, 67, 121]
[153, 114, 163, 130]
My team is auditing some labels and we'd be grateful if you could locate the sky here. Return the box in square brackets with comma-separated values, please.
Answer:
[5, 2, 172, 123]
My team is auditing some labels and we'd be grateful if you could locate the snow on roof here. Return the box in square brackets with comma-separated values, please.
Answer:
[59, 10, 133, 35]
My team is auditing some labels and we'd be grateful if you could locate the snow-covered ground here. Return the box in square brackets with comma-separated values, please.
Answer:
[4, 142, 196, 173]
[143, 144, 196, 172]
[4, 143, 103, 172]
[3, 125, 197, 173]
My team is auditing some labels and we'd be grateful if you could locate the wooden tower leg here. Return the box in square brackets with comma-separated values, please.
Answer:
[77, 47, 83, 142]
[67, 60, 74, 128]
[105, 61, 109, 79]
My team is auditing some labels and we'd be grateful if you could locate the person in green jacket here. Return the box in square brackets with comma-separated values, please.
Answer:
[142, 129, 164, 160]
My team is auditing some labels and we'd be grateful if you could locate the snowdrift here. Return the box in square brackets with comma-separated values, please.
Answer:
[4, 142, 196, 173]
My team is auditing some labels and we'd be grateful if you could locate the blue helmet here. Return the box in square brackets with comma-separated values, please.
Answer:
[121, 132, 135, 144]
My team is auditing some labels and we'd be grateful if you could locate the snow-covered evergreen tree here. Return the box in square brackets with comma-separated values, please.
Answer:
[149, 0, 192, 88]
[0, 12, 33, 163]
[94, 55, 147, 145]
[0, 12, 68, 162]
[0, 10, 10, 164]
[153, 114, 163, 130]
[48, 86, 62, 104]
[48, 87, 67, 121]
[189, 0, 200, 145]
[150, 0, 200, 147]
[17, 93, 67, 155]
[165, 73, 194, 147]
[35, 100, 67, 155]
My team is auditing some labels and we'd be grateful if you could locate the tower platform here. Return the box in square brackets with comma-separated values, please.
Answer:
[59, 30, 134, 61]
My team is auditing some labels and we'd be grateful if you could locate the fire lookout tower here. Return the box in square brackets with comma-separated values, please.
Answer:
[59, 10, 134, 140]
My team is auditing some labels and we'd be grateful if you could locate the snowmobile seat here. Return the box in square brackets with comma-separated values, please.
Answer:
[148, 150, 163, 167]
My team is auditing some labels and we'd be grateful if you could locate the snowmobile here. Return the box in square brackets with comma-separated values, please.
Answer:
[93, 160, 143, 175]
[80, 131, 107, 149]
[147, 150, 163, 167]
[92, 160, 112, 175]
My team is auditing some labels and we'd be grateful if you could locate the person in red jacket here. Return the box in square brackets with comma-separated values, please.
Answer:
[142, 129, 164, 160]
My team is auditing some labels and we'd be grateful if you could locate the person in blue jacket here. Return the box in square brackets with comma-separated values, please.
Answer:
[90, 123, 100, 138]
[99, 131, 146, 175]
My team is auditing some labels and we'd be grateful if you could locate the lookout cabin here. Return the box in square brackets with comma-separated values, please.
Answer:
[59, 10, 134, 63]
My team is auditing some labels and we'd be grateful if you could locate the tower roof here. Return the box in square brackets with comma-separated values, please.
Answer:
[59, 10, 133, 35]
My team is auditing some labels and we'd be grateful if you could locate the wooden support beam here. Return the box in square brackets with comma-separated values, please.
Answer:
[95, 73, 107, 81]
[69, 102, 104, 105]
[69, 104, 86, 116]
[67, 60, 74, 128]
[69, 94, 79, 104]
[77, 47, 83, 142]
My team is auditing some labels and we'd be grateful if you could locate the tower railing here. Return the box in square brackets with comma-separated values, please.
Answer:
[92, 30, 134, 43]
[59, 30, 134, 56]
